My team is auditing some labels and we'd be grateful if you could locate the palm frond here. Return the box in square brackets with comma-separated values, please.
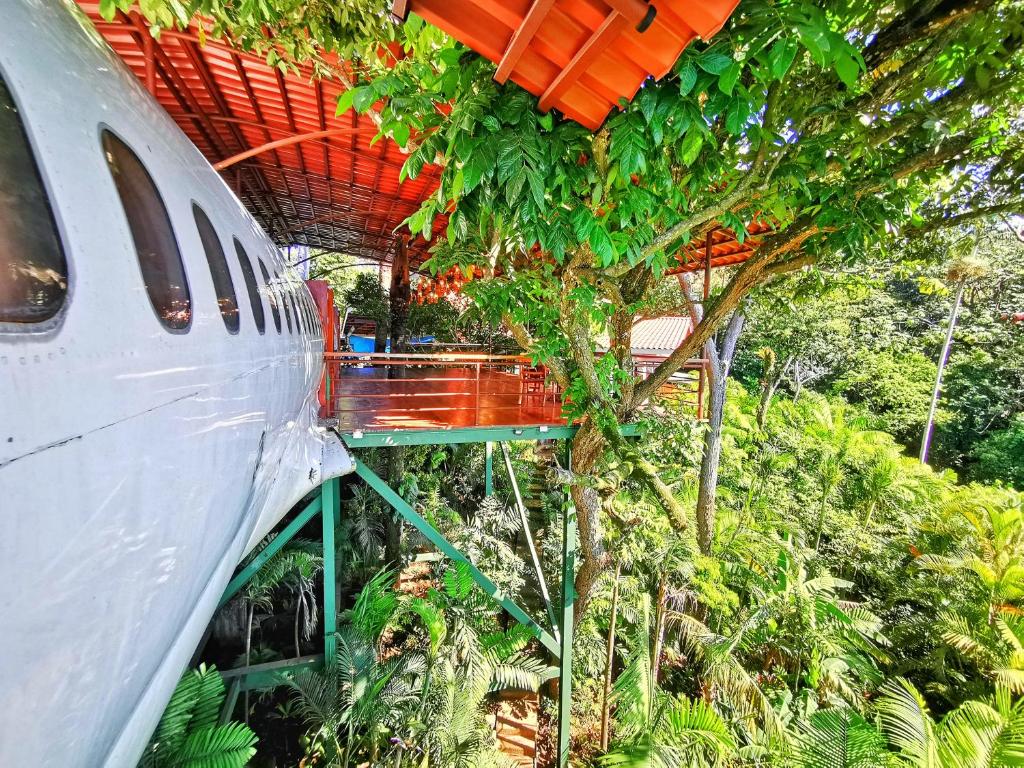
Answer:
[876, 677, 941, 768]
[173, 723, 257, 768]
[792, 708, 893, 768]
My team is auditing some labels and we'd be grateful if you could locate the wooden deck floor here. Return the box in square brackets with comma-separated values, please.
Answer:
[331, 367, 566, 432]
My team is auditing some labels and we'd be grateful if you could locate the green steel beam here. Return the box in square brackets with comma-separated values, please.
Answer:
[557, 440, 577, 768]
[220, 654, 324, 692]
[484, 441, 494, 496]
[353, 458, 561, 659]
[500, 441, 558, 636]
[219, 496, 324, 608]
[340, 423, 640, 448]
[218, 677, 242, 724]
[322, 477, 338, 666]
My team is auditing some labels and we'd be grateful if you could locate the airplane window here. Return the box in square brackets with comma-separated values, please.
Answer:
[0, 75, 68, 324]
[192, 204, 239, 334]
[279, 274, 293, 334]
[233, 239, 264, 334]
[102, 130, 191, 331]
[307, 294, 321, 336]
[289, 290, 303, 334]
[300, 293, 312, 332]
[257, 259, 281, 333]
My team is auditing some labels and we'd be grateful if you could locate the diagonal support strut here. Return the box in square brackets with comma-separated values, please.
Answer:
[499, 442, 558, 636]
[353, 458, 561, 658]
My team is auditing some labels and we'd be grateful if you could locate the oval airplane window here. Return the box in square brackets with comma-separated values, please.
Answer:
[102, 130, 191, 331]
[257, 258, 282, 333]
[192, 204, 239, 334]
[233, 239, 265, 335]
[279, 273, 293, 334]
[300, 292, 313, 333]
[0, 74, 68, 324]
[289, 288, 303, 334]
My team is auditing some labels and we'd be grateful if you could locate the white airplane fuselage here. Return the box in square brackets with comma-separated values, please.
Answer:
[0, 1, 352, 765]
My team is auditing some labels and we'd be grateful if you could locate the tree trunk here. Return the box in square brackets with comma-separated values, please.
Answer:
[920, 278, 966, 464]
[569, 420, 610, 619]
[694, 312, 746, 556]
[756, 355, 792, 428]
[696, 368, 728, 556]
[792, 360, 804, 402]
[652, 573, 669, 684]
[388, 236, 411, 368]
[600, 561, 621, 752]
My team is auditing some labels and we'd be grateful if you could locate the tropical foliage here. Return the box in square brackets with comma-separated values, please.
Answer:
[117, 0, 1024, 764]
[138, 665, 256, 768]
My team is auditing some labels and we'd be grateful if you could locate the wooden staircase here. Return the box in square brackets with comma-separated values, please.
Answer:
[490, 692, 540, 767]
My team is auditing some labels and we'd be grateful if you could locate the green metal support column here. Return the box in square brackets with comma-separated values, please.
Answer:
[557, 439, 576, 768]
[354, 458, 561, 658]
[484, 441, 494, 496]
[321, 477, 338, 666]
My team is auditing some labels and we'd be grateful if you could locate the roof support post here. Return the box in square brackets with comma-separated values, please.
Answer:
[557, 439, 576, 768]
[353, 458, 561, 658]
[500, 442, 558, 635]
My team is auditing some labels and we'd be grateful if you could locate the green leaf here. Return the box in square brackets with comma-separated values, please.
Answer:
[678, 60, 698, 95]
[680, 130, 703, 166]
[719, 61, 741, 96]
[99, 0, 117, 21]
[538, 111, 554, 131]
[835, 52, 860, 88]
[698, 51, 733, 76]
[335, 88, 356, 116]
[571, 207, 595, 241]
[450, 168, 465, 200]
[390, 121, 410, 147]
[768, 38, 798, 80]
[589, 226, 615, 266]
[725, 96, 749, 135]
[352, 85, 377, 113]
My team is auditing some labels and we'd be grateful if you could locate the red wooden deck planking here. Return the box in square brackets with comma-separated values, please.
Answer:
[331, 367, 566, 432]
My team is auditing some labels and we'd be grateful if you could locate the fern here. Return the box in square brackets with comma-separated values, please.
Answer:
[139, 665, 256, 768]
[173, 723, 257, 768]
[792, 708, 893, 768]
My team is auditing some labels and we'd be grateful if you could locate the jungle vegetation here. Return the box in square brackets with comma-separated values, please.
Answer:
[115, 0, 1024, 764]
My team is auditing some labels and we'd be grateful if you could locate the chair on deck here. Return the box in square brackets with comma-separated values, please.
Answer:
[520, 364, 560, 409]
[520, 364, 546, 402]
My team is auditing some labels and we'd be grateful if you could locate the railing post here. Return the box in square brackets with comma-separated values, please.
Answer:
[557, 440, 576, 768]
[321, 477, 338, 666]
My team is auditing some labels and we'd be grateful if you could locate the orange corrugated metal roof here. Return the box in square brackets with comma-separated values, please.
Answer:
[667, 220, 771, 274]
[394, 0, 740, 129]
[79, 4, 445, 265]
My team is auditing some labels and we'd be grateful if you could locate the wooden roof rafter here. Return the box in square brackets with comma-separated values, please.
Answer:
[80, 2, 447, 266]
[394, 0, 742, 130]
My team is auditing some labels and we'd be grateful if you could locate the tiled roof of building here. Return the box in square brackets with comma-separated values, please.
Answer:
[631, 315, 692, 356]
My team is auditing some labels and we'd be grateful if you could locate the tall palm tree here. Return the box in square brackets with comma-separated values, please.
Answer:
[876, 677, 1024, 767]
[602, 596, 738, 768]
[918, 490, 1024, 623]
[744, 537, 889, 708]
